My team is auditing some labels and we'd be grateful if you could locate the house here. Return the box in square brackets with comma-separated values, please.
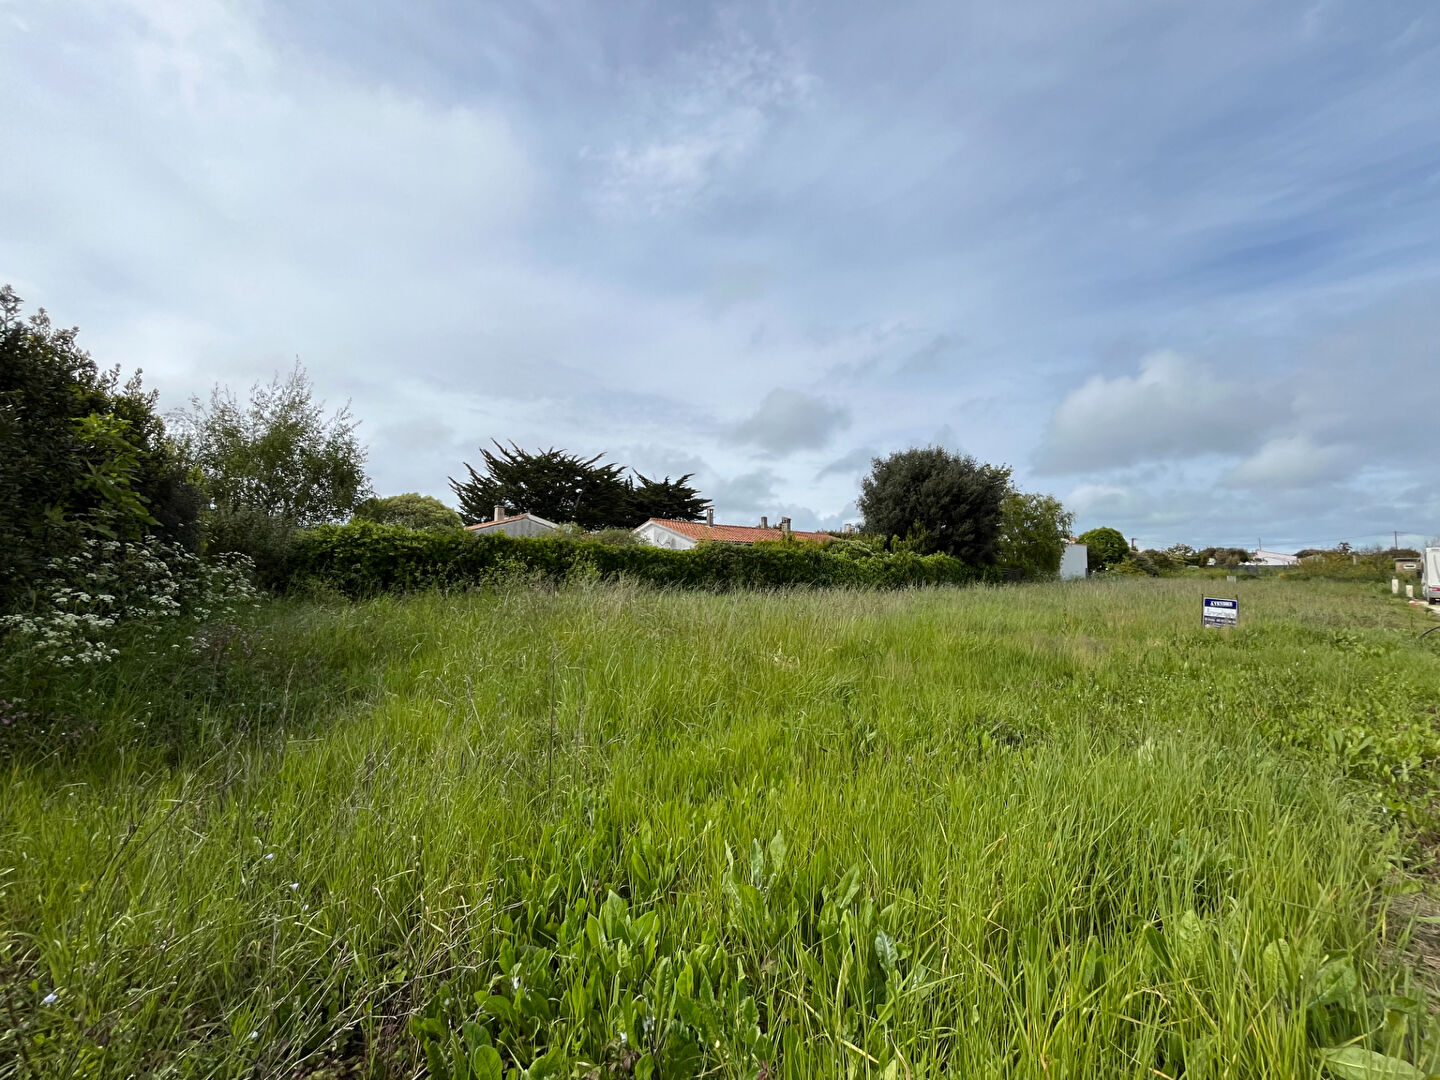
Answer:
[465, 504, 559, 538]
[1242, 549, 1300, 567]
[634, 510, 832, 551]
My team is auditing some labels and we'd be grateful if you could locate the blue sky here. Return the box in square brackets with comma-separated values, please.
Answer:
[4, 0, 1438, 549]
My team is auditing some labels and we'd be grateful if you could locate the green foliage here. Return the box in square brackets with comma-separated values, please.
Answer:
[175, 363, 371, 534]
[352, 493, 463, 531]
[1193, 546, 1254, 568]
[996, 490, 1074, 578]
[0, 536, 256, 670]
[590, 527, 641, 546]
[1278, 551, 1420, 583]
[282, 521, 992, 595]
[857, 446, 1011, 564]
[4, 580, 1440, 1076]
[449, 446, 710, 530]
[630, 472, 709, 523]
[0, 285, 202, 612]
[1077, 526, 1130, 571]
[450, 442, 635, 530]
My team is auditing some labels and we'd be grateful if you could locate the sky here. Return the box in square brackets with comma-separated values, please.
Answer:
[4, 0, 1439, 550]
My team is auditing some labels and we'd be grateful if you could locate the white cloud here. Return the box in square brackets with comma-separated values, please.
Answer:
[1035, 351, 1278, 472]
[733, 389, 850, 456]
[591, 26, 812, 215]
[1224, 435, 1349, 489]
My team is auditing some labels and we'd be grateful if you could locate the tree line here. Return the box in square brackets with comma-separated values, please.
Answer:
[3, 285, 1091, 619]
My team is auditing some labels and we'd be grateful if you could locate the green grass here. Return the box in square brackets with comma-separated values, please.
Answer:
[3, 578, 1440, 1078]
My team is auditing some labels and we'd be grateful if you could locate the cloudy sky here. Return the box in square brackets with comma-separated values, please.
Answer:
[4, 0, 1439, 549]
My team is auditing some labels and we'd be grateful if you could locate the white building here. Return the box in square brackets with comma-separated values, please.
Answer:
[465, 504, 559, 538]
[1059, 542, 1088, 580]
[1242, 549, 1300, 567]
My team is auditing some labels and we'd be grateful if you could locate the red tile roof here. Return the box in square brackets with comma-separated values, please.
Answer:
[643, 518, 833, 545]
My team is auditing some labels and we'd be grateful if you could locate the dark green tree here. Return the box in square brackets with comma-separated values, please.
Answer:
[449, 443, 634, 530]
[996, 490, 1074, 577]
[857, 447, 1011, 564]
[630, 473, 709, 523]
[174, 365, 370, 584]
[1076, 527, 1130, 571]
[1192, 546, 1253, 568]
[352, 493, 463, 531]
[175, 365, 371, 527]
[0, 286, 201, 611]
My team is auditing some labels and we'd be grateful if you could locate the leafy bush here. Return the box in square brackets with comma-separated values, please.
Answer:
[1077, 527, 1130, 571]
[411, 828, 917, 1079]
[1277, 552, 1415, 582]
[352, 493, 463, 531]
[996, 490, 1074, 578]
[0, 536, 257, 668]
[0, 285, 202, 613]
[282, 522, 994, 596]
[857, 447, 1010, 563]
[590, 527, 641, 546]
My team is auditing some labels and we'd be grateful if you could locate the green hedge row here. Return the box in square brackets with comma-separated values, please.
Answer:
[283, 522, 997, 596]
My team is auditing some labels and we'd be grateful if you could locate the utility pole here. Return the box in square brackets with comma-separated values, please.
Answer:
[1395, 530, 1399, 552]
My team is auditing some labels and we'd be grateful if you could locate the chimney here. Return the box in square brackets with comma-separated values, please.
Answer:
[705, 507, 714, 527]
[759, 515, 768, 529]
[494, 504, 505, 522]
[1130, 537, 1138, 551]
[780, 516, 792, 535]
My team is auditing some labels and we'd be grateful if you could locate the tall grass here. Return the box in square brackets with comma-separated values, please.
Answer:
[2, 578, 1439, 1077]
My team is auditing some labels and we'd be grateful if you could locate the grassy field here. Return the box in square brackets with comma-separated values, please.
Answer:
[3, 578, 1440, 1078]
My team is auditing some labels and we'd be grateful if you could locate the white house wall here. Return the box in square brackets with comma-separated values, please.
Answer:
[475, 517, 556, 538]
[636, 522, 696, 550]
[1060, 543, 1087, 580]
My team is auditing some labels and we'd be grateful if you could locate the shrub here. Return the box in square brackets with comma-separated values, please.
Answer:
[0, 536, 257, 668]
[0, 286, 202, 613]
[1077, 527, 1129, 571]
[996, 491, 1073, 578]
[352, 493, 463, 531]
[857, 447, 1010, 564]
[281, 522, 995, 596]
[591, 527, 641, 546]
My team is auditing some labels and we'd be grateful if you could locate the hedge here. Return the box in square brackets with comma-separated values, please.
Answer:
[282, 522, 998, 596]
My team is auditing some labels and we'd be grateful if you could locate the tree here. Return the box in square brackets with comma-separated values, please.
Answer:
[1192, 546, 1252, 568]
[630, 473, 709, 523]
[1165, 542, 1198, 565]
[857, 447, 1011, 564]
[996, 490, 1074, 577]
[449, 443, 634, 530]
[1077, 527, 1129, 571]
[352, 493, 463, 531]
[0, 286, 201, 611]
[176, 365, 371, 528]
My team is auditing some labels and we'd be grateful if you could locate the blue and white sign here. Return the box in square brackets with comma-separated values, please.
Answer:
[1202, 596, 1238, 628]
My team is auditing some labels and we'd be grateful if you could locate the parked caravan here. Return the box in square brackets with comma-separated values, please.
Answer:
[1424, 547, 1440, 603]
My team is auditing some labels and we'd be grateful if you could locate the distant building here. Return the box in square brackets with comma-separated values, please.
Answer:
[634, 510, 832, 551]
[1242, 549, 1300, 567]
[465, 504, 559, 538]
[1396, 557, 1421, 576]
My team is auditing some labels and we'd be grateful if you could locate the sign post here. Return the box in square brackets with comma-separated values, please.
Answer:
[1202, 596, 1238, 629]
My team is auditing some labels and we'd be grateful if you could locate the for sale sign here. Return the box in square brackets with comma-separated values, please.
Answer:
[1202, 596, 1238, 628]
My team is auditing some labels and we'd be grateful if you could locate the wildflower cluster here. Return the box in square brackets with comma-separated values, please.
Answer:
[0, 537, 258, 667]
